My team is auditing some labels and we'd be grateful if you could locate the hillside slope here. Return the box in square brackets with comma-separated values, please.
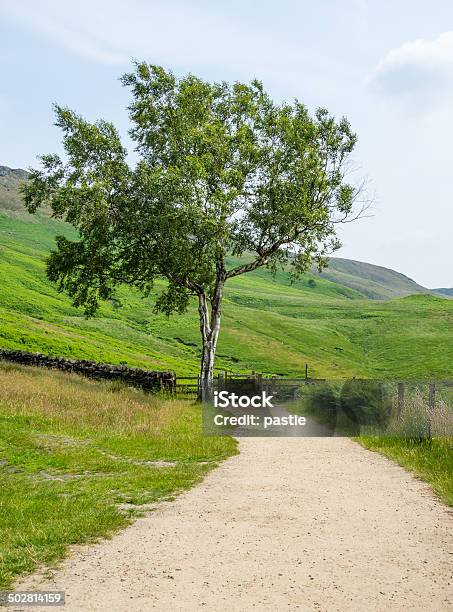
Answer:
[1, 165, 452, 379]
[433, 288, 453, 298]
[0, 165, 29, 212]
[316, 257, 428, 299]
[0, 165, 431, 300]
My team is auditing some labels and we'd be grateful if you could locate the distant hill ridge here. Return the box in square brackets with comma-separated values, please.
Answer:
[432, 288, 453, 298]
[0, 164, 448, 301]
[0, 165, 28, 179]
[315, 257, 428, 300]
[0, 165, 30, 212]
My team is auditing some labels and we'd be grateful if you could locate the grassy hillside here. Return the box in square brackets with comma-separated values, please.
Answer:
[0, 362, 236, 588]
[317, 257, 428, 299]
[0, 166, 452, 379]
[1, 166, 431, 302]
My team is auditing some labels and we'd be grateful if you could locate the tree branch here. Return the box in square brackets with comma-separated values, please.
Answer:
[225, 241, 283, 278]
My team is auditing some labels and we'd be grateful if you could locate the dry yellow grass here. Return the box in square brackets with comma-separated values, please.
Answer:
[0, 362, 183, 435]
[0, 361, 237, 589]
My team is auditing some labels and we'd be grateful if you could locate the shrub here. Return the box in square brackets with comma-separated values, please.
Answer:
[305, 383, 338, 428]
[340, 380, 392, 432]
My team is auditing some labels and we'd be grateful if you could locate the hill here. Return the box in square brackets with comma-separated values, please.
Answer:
[316, 257, 428, 300]
[0, 165, 432, 302]
[0, 165, 29, 212]
[433, 288, 453, 298]
[1, 164, 452, 379]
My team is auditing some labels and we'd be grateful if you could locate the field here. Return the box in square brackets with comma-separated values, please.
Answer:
[1, 210, 453, 380]
[0, 362, 237, 589]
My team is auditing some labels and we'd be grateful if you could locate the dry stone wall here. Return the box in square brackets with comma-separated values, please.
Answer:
[0, 349, 175, 392]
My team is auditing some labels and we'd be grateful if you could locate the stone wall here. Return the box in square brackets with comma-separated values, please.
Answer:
[0, 349, 175, 392]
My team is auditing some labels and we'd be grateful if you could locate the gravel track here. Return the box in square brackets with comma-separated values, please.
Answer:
[20, 437, 453, 611]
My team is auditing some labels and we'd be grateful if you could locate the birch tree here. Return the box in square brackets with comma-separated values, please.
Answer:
[23, 63, 365, 401]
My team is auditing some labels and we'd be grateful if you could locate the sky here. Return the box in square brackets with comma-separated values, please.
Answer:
[0, 0, 452, 288]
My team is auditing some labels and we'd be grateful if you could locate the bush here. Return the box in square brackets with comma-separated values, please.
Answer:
[340, 380, 392, 432]
[305, 383, 338, 428]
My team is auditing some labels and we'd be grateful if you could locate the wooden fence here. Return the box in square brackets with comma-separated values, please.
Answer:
[397, 380, 453, 413]
[176, 373, 453, 409]
[175, 366, 321, 397]
[175, 376, 200, 395]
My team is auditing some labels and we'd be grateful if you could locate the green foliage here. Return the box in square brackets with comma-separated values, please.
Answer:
[1, 209, 453, 380]
[304, 383, 338, 428]
[22, 63, 361, 319]
[340, 380, 392, 429]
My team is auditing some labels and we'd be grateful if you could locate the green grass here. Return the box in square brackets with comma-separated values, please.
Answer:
[0, 362, 237, 589]
[358, 437, 453, 506]
[1, 210, 453, 379]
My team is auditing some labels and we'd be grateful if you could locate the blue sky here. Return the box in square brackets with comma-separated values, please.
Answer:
[1, 0, 452, 287]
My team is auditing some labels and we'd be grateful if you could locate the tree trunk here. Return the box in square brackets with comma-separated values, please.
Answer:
[198, 272, 224, 402]
[200, 337, 216, 402]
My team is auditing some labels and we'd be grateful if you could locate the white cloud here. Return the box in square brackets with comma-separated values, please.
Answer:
[369, 32, 453, 107]
[1, 0, 354, 96]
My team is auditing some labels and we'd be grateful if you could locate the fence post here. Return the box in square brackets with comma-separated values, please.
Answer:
[397, 382, 405, 415]
[257, 373, 263, 393]
[305, 363, 308, 381]
[271, 375, 277, 394]
[429, 383, 436, 410]
[218, 372, 223, 392]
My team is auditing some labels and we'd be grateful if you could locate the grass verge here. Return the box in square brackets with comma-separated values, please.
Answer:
[357, 436, 453, 506]
[0, 361, 237, 589]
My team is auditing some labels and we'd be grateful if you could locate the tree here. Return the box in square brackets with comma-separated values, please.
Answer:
[22, 63, 366, 401]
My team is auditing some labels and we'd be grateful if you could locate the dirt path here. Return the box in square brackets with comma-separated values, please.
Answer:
[21, 438, 452, 611]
